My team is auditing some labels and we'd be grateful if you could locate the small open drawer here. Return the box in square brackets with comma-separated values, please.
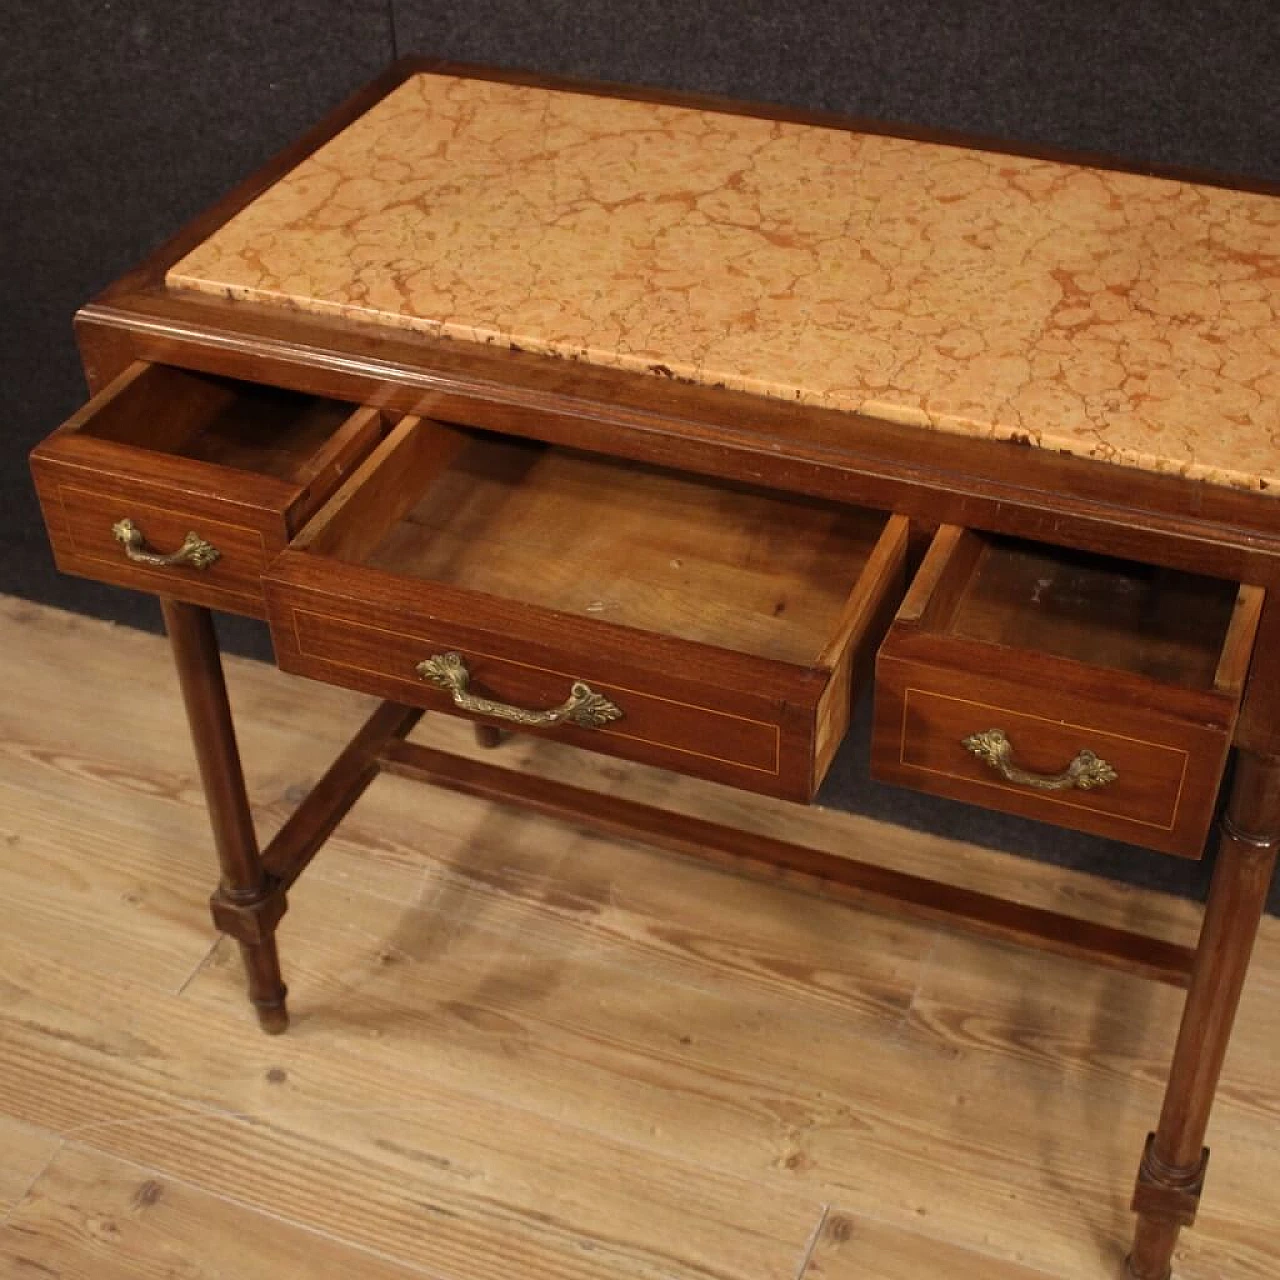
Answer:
[30, 362, 386, 616]
[873, 526, 1265, 857]
[265, 416, 909, 801]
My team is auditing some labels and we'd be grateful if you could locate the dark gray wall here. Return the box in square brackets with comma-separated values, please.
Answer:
[4, 4, 1277, 903]
[397, 1, 1280, 175]
[2, 2, 393, 645]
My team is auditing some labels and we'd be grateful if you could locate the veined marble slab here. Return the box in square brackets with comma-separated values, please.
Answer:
[169, 73, 1280, 494]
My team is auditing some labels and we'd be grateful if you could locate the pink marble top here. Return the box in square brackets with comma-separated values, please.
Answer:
[168, 73, 1280, 495]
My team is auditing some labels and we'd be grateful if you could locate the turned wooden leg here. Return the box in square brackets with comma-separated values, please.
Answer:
[1127, 750, 1280, 1278]
[161, 599, 289, 1034]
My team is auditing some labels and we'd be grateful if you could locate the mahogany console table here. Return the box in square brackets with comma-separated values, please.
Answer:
[29, 61, 1280, 1279]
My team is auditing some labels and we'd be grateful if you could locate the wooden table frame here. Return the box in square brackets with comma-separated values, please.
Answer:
[48, 60, 1280, 1280]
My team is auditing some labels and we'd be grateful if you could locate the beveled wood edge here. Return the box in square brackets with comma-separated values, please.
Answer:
[881, 626, 1242, 730]
[29, 360, 392, 540]
[30, 436, 299, 533]
[890, 524, 974, 627]
[1235, 596, 1280, 755]
[291, 414, 452, 556]
[1214, 586, 1266, 698]
[815, 513, 912, 669]
[87, 278, 1280, 547]
[71, 299, 1280, 588]
[264, 550, 834, 708]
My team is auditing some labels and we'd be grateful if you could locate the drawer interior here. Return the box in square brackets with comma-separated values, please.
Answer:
[78, 364, 369, 487]
[303, 418, 892, 666]
[913, 530, 1251, 690]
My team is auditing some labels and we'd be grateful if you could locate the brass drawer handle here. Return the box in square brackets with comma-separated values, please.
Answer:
[417, 651, 623, 730]
[962, 728, 1118, 792]
[112, 519, 220, 570]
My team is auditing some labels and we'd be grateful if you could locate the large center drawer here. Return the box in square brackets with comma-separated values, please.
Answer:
[872, 525, 1265, 858]
[264, 415, 909, 801]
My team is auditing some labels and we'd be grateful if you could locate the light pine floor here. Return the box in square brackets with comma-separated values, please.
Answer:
[1, 597, 1278, 1279]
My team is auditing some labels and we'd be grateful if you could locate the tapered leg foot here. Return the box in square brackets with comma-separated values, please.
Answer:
[1125, 1241, 1172, 1280]
[240, 936, 290, 1034]
[253, 1000, 290, 1034]
[1126, 751, 1280, 1277]
[252, 991, 290, 1035]
[1126, 1135, 1206, 1279]
[164, 599, 291, 1036]
[210, 884, 290, 1031]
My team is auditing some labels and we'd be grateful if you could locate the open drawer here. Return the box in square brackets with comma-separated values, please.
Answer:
[873, 526, 1265, 858]
[30, 362, 386, 616]
[264, 416, 909, 801]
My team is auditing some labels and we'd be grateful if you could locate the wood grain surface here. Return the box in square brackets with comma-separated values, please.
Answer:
[872, 525, 1260, 857]
[29, 364, 385, 618]
[2, 596, 1279, 1279]
[2, 1144, 429, 1280]
[265, 430, 909, 800]
[0, 1118, 60, 1222]
[799, 1209, 1052, 1279]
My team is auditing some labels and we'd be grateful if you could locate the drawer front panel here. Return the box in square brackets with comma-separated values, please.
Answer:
[29, 363, 390, 618]
[266, 582, 822, 800]
[37, 471, 271, 615]
[874, 654, 1230, 858]
[900, 684, 1187, 830]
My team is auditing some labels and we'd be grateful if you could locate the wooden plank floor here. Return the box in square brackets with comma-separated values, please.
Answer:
[1, 596, 1278, 1279]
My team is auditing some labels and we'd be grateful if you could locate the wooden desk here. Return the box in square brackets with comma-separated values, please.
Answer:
[29, 61, 1280, 1280]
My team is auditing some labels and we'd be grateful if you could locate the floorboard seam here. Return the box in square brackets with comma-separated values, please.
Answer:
[839, 1201, 1072, 1279]
[66, 1087, 827, 1203]
[901, 929, 942, 1025]
[175, 935, 224, 997]
[792, 1203, 829, 1279]
[59, 1102, 244, 1141]
[0, 1137, 64, 1228]
[58, 1138, 446, 1279]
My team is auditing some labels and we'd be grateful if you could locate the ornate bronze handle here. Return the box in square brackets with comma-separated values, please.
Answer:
[112, 519, 220, 570]
[962, 728, 1118, 792]
[416, 651, 623, 730]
